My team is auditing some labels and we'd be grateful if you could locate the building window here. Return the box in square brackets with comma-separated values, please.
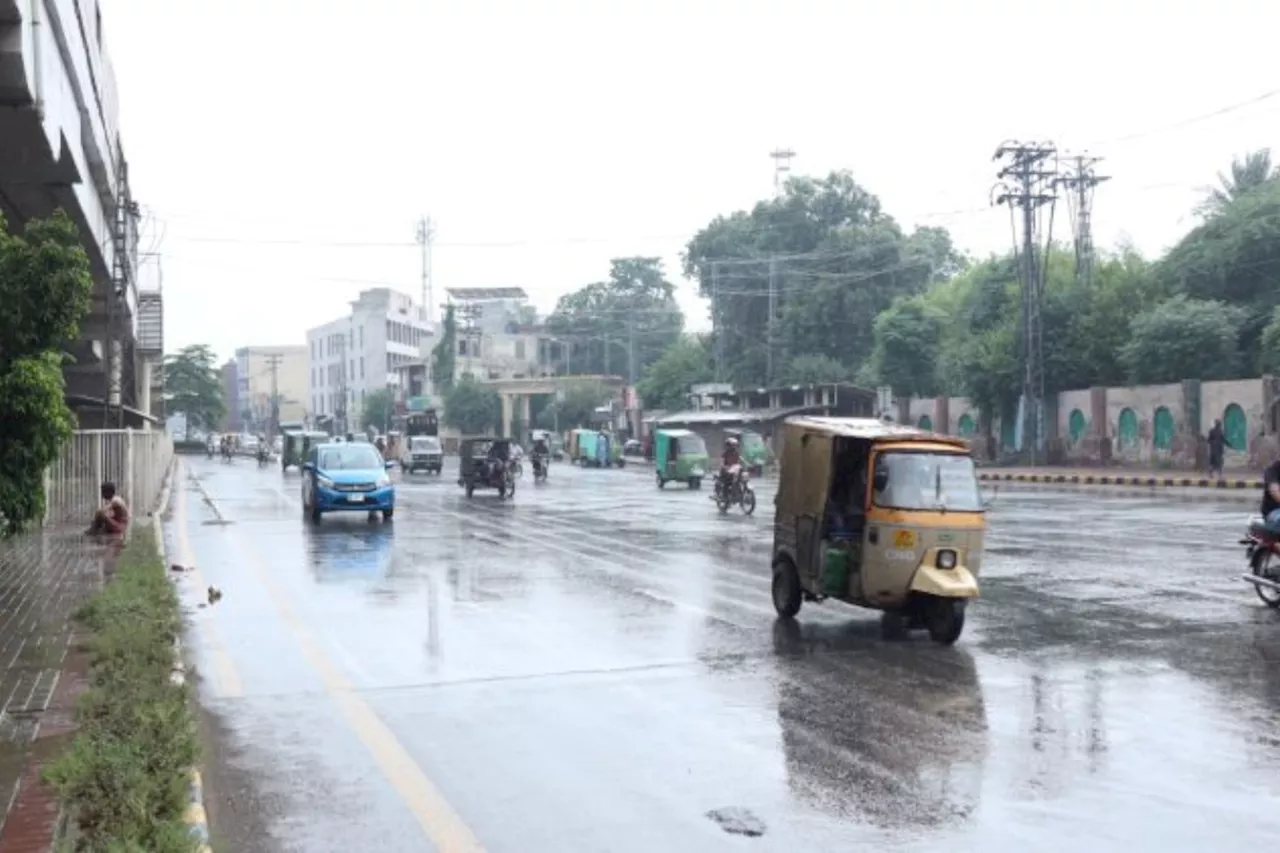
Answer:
[386, 353, 392, 372]
[360, 357, 365, 379]
[360, 325, 364, 346]
[515, 340, 526, 359]
[350, 359, 355, 380]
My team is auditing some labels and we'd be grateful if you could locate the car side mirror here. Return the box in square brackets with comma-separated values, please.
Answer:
[873, 470, 888, 491]
[301, 462, 313, 472]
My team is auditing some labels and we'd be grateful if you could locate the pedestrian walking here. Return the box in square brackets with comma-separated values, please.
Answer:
[1207, 418, 1226, 479]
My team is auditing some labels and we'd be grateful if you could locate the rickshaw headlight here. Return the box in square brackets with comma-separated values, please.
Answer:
[936, 549, 957, 570]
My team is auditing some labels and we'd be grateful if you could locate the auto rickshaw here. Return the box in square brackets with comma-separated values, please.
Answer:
[653, 428, 709, 489]
[282, 430, 331, 472]
[769, 416, 986, 645]
[726, 428, 769, 476]
[457, 436, 515, 499]
[573, 429, 601, 467]
[603, 432, 626, 468]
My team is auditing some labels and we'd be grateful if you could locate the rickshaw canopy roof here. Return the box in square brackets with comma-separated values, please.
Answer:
[655, 428, 696, 439]
[782, 416, 969, 449]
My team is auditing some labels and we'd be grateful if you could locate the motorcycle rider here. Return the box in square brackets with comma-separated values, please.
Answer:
[1262, 455, 1280, 530]
[531, 435, 549, 476]
[718, 437, 743, 495]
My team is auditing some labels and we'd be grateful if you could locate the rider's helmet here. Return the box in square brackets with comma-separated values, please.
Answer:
[725, 437, 739, 450]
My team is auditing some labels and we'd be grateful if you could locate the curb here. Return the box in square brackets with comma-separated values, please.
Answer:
[150, 460, 213, 853]
[978, 472, 1263, 489]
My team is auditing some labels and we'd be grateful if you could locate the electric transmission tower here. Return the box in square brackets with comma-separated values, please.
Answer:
[415, 216, 435, 320]
[993, 141, 1059, 463]
[1056, 154, 1109, 288]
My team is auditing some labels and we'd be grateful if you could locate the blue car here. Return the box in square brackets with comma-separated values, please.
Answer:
[301, 442, 396, 523]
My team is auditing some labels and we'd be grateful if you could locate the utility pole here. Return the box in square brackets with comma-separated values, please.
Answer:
[415, 216, 434, 321]
[1056, 154, 1109, 288]
[711, 261, 722, 383]
[769, 148, 795, 198]
[265, 353, 283, 439]
[993, 141, 1059, 464]
[766, 256, 778, 386]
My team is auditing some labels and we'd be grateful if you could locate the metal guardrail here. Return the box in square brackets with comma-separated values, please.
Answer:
[43, 430, 174, 526]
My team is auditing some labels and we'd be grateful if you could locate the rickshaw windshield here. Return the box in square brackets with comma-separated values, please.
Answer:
[873, 451, 982, 512]
[737, 432, 765, 451]
[679, 435, 708, 455]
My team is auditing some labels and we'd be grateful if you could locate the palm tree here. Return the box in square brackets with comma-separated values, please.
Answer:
[1196, 148, 1278, 217]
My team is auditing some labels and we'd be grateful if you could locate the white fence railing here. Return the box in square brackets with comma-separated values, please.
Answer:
[44, 430, 175, 526]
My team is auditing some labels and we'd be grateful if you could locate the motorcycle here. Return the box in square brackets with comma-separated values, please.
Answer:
[221, 446, 234, 464]
[509, 459, 524, 480]
[256, 447, 271, 468]
[1241, 517, 1280, 608]
[532, 454, 548, 483]
[713, 466, 756, 516]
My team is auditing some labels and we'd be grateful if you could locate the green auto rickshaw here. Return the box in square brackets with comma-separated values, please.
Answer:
[726, 428, 769, 475]
[283, 430, 332, 472]
[573, 428, 601, 466]
[654, 428, 709, 489]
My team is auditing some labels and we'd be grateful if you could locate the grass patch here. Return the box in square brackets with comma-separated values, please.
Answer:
[44, 524, 200, 852]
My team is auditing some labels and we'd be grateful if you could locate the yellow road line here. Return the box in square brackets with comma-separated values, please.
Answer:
[210, 491, 485, 852]
[175, 462, 245, 699]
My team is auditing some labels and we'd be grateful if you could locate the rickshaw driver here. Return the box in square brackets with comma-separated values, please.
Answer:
[486, 441, 506, 479]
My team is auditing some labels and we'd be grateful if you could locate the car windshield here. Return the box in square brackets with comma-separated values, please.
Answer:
[318, 445, 383, 471]
[678, 435, 708, 455]
[411, 437, 440, 452]
[873, 451, 982, 512]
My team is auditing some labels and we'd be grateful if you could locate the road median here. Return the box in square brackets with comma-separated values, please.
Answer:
[978, 469, 1263, 489]
[44, 523, 203, 852]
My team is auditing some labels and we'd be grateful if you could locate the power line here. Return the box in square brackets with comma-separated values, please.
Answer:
[1085, 88, 1280, 148]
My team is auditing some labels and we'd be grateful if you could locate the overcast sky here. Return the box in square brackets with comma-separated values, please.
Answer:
[105, 0, 1280, 364]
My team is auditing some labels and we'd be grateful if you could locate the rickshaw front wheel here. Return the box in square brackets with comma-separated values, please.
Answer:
[923, 598, 966, 645]
[771, 560, 802, 618]
[656, 474, 665, 489]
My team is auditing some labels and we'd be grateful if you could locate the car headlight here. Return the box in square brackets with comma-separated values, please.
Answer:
[376, 473, 391, 487]
[936, 549, 957, 570]
[316, 475, 334, 488]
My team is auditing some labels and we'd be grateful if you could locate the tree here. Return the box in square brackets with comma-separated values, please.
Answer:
[163, 345, 225, 439]
[432, 304, 457, 393]
[360, 388, 396, 432]
[537, 380, 611, 430]
[779, 354, 850, 385]
[1258, 307, 1280, 375]
[1119, 296, 1245, 384]
[545, 257, 684, 381]
[636, 336, 711, 412]
[1196, 148, 1278, 218]
[683, 171, 963, 385]
[869, 297, 941, 397]
[0, 211, 93, 534]
[443, 378, 501, 435]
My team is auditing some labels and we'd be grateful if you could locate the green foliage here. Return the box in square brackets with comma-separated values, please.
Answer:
[432, 304, 457, 392]
[1119, 295, 1245, 384]
[546, 257, 683, 380]
[541, 380, 612, 429]
[45, 526, 199, 852]
[870, 297, 941, 397]
[163, 345, 225, 439]
[1258, 307, 1280, 374]
[636, 336, 711, 412]
[0, 211, 92, 535]
[683, 172, 965, 385]
[443, 378, 501, 435]
[360, 388, 396, 432]
[1195, 148, 1278, 218]
[780, 354, 850, 385]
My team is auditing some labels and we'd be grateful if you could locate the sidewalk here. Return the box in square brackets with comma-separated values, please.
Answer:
[978, 467, 1264, 489]
[0, 528, 112, 853]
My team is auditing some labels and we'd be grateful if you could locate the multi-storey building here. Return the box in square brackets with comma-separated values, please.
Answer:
[307, 288, 433, 433]
[0, 0, 162, 426]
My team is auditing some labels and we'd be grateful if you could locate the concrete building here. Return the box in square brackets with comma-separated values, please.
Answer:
[233, 345, 308, 432]
[307, 288, 433, 433]
[0, 0, 162, 426]
[220, 360, 239, 432]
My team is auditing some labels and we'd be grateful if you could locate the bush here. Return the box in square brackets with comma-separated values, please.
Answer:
[45, 525, 200, 852]
[173, 440, 206, 455]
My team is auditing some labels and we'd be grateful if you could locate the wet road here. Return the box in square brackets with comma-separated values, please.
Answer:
[171, 456, 1280, 852]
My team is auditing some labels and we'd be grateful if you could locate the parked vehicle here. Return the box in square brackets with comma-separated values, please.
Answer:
[300, 441, 396, 523]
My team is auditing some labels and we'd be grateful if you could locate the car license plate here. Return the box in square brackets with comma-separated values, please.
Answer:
[347, 494, 365, 503]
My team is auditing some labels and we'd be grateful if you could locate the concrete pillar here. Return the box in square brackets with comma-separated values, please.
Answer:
[1089, 386, 1109, 465]
[500, 394, 513, 438]
[935, 396, 950, 433]
[138, 359, 153, 430]
[769, 391, 780, 410]
[803, 389, 814, 407]
[518, 395, 531, 441]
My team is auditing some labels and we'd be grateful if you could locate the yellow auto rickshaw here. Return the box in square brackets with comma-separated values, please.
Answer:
[770, 416, 986, 645]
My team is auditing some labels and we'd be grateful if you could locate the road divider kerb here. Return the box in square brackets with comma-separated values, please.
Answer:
[978, 471, 1263, 489]
[151, 460, 214, 853]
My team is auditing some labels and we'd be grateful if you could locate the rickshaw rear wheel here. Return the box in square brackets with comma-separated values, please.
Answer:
[771, 560, 802, 618]
[923, 598, 966, 645]
[466, 483, 474, 498]
[656, 474, 665, 489]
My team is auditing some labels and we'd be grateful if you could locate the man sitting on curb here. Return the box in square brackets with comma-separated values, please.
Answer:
[87, 481, 130, 537]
